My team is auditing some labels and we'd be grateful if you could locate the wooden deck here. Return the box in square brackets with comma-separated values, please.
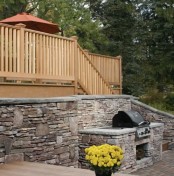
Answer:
[0, 23, 122, 97]
[0, 161, 137, 176]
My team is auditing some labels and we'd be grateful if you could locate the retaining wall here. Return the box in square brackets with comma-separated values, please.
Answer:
[0, 95, 173, 167]
[131, 99, 174, 149]
[0, 97, 79, 166]
[0, 95, 132, 165]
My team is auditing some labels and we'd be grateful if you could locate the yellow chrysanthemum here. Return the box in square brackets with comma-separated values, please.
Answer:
[85, 155, 90, 160]
[85, 144, 123, 169]
[117, 161, 121, 166]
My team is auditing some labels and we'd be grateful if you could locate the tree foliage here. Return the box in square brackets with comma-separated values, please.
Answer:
[0, 0, 107, 52]
[36, 0, 108, 52]
[87, 0, 145, 95]
[136, 0, 174, 93]
[88, 0, 174, 96]
[0, 0, 38, 19]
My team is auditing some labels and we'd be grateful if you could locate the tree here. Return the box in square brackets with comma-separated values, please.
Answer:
[87, 0, 174, 96]
[152, 1, 174, 90]
[87, 0, 145, 95]
[136, 0, 174, 93]
[0, 0, 107, 53]
[36, 0, 108, 52]
[0, 0, 39, 19]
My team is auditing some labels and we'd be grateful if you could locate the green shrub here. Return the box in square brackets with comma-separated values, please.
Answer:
[140, 88, 164, 104]
[165, 93, 174, 111]
[139, 88, 174, 114]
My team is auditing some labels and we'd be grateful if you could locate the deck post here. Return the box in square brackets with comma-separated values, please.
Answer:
[71, 36, 78, 95]
[15, 23, 26, 73]
[117, 55, 122, 94]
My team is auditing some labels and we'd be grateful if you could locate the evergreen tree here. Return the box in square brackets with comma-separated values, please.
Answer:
[87, 0, 174, 95]
[136, 0, 174, 93]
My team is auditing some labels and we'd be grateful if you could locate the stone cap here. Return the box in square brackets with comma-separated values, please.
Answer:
[0, 95, 137, 105]
[79, 123, 163, 136]
[131, 99, 174, 119]
[72, 94, 137, 100]
[0, 96, 78, 105]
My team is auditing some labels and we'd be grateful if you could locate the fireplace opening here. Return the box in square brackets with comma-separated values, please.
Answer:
[136, 143, 150, 160]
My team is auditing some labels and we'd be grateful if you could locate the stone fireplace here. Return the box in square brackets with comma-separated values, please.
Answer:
[78, 123, 164, 173]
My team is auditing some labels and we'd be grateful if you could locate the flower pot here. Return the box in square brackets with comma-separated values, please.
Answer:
[95, 170, 112, 176]
[85, 144, 123, 176]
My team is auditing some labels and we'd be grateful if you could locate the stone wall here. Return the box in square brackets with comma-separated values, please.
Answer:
[0, 95, 173, 168]
[131, 99, 174, 149]
[0, 97, 79, 166]
[77, 95, 132, 129]
[0, 95, 133, 165]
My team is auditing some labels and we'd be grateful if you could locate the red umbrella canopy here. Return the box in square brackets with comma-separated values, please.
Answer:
[0, 12, 61, 34]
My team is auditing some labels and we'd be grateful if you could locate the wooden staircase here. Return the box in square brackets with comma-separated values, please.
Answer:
[76, 44, 114, 95]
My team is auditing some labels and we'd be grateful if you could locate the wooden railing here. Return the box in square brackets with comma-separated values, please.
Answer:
[0, 23, 121, 96]
[0, 23, 75, 81]
[76, 44, 113, 94]
[88, 52, 122, 94]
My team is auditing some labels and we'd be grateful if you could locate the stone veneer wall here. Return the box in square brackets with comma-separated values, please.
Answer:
[0, 95, 173, 167]
[131, 99, 174, 149]
[77, 95, 132, 129]
[0, 95, 133, 165]
[0, 97, 79, 166]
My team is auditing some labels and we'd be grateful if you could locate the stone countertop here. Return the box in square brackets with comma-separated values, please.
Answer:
[79, 126, 136, 135]
[149, 122, 164, 128]
[79, 122, 164, 136]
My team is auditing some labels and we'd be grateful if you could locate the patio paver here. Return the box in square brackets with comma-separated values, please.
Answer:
[132, 150, 174, 176]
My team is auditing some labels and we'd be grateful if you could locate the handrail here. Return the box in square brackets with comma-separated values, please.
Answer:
[76, 44, 114, 94]
[88, 52, 122, 85]
[87, 51, 122, 94]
